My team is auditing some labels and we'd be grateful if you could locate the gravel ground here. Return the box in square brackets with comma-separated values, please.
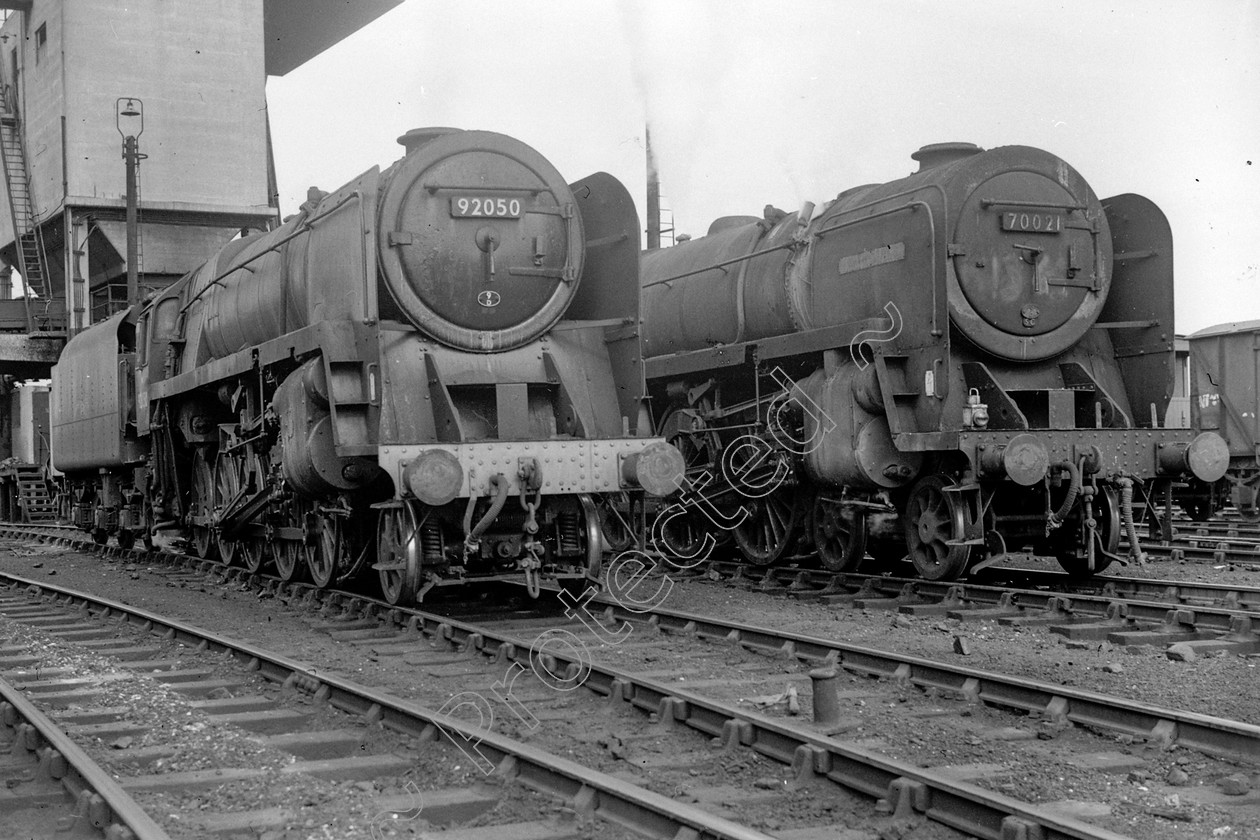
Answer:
[2, 538, 1259, 839]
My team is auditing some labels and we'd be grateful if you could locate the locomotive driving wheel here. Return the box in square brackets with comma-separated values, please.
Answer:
[377, 501, 422, 606]
[304, 503, 348, 589]
[240, 451, 270, 575]
[190, 449, 217, 560]
[140, 494, 156, 552]
[904, 474, 973, 581]
[269, 498, 306, 583]
[811, 494, 867, 572]
[213, 452, 243, 566]
[733, 485, 805, 566]
[272, 533, 303, 582]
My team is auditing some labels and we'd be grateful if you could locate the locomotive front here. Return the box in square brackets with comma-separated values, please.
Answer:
[193, 127, 587, 360]
[375, 127, 586, 352]
[641, 142, 1226, 580]
[127, 128, 684, 603]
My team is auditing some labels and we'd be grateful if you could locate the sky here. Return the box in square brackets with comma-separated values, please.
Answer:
[265, 0, 1259, 335]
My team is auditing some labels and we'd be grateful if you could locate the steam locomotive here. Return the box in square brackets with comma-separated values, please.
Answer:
[50, 128, 683, 604]
[640, 142, 1228, 579]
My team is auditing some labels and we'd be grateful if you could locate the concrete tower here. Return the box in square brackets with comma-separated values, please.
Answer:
[0, 0, 401, 376]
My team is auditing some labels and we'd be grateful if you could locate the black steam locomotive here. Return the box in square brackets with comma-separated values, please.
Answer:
[50, 128, 682, 604]
[640, 142, 1228, 579]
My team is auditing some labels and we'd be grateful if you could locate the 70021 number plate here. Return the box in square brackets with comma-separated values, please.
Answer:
[1001, 211, 1062, 233]
[450, 196, 523, 218]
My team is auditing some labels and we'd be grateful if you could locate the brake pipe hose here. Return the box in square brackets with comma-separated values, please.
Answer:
[1046, 459, 1083, 530]
[463, 474, 510, 552]
[1117, 476, 1148, 565]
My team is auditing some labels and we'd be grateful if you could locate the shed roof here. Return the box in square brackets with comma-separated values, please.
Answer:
[263, 0, 404, 76]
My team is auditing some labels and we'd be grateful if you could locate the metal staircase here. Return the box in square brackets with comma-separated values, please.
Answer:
[14, 463, 57, 523]
[0, 84, 50, 332]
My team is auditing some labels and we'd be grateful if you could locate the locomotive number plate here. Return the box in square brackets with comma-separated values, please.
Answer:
[1001, 211, 1062, 233]
[450, 196, 523, 218]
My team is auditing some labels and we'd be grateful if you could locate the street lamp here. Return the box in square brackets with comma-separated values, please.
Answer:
[116, 97, 144, 308]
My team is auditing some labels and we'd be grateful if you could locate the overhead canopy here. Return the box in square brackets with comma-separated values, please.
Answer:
[264, 0, 404, 76]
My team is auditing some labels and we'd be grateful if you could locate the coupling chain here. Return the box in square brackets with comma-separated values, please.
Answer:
[520, 486, 541, 535]
[521, 539, 543, 598]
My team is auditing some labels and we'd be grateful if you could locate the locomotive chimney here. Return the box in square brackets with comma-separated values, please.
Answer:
[910, 142, 983, 172]
[397, 127, 461, 155]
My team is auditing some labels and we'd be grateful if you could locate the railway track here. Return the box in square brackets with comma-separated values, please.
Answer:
[17, 511, 1260, 576]
[1131, 538, 1260, 566]
[0, 574, 779, 840]
[1, 527, 1257, 838]
[690, 561, 1260, 661]
[0, 570, 1139, 840]
[14, 521, 1260, 662]
[1129, 513, 1260, 564]
[1149, 521, 1260, 543]
[0, 668, 169, 840]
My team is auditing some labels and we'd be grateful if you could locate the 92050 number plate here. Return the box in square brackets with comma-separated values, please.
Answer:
[450, 196, 522, 218]
[1001, 211, 1062, 233]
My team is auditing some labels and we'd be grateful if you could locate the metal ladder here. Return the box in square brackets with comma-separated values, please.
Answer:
[14, 463, 57, 523]
[0, 84, 49, 332]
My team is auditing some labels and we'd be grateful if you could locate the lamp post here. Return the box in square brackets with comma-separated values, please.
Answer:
[116, 97, 143, 308]
[645, 125, 660, 250]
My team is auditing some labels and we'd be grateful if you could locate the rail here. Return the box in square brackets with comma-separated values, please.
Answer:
[0, 672, 171, 839]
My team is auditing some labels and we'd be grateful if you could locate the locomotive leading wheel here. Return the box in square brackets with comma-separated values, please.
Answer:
[812, 495, 867, 573]
[575, 494, 605, 579]
[1181, 498, 1214, 522]
[377, 502, 422, 606]
[656, 406, 732, 557]
[656, 505, 711, 560]
[1051, 485, 1118, 577]
[1231, 481, 1260, 523]
[733, 485, 804, 566]
[190, 450, 217, 560]
[904, 475, 973, 581]
[596, 492, 636, 554]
